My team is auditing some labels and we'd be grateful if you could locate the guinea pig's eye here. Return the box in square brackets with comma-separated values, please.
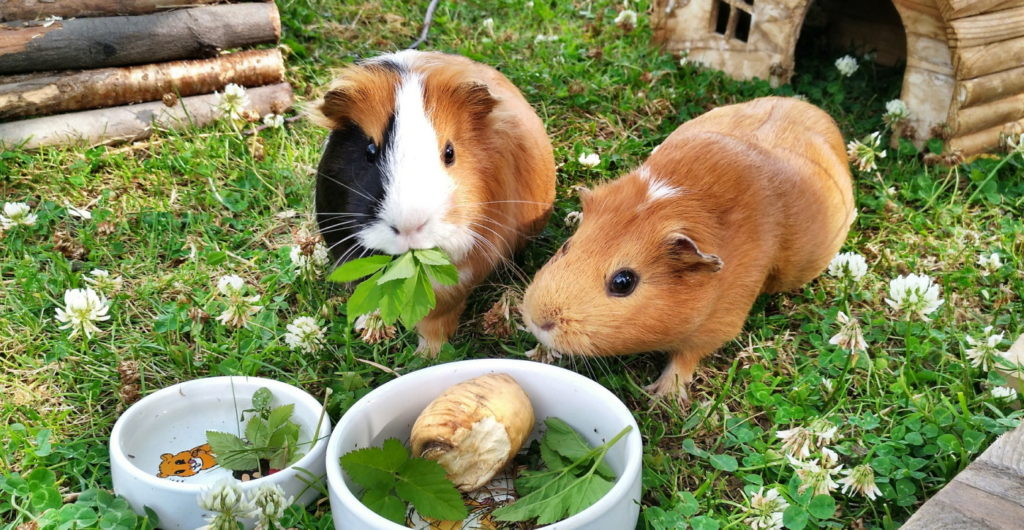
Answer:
[607, 268, 638, 297]
[365, 143, 378, 164]
[443, 141, 455, 167]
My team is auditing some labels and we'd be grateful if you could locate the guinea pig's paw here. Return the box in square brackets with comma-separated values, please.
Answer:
[644, 376, 691, 408]
[525, 343, 562, 364]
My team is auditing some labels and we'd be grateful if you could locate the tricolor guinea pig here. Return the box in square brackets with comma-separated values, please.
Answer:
[311, 50, 555, 352]
[522, 97, 854, 403]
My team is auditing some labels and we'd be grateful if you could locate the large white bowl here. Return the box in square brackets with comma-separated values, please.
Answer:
[110, 376, 332, 530]
[326, 359, 643, 529]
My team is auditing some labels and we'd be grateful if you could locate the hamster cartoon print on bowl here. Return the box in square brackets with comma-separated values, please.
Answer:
[522, 97, 855, 405]
[312, 50, 555, 353]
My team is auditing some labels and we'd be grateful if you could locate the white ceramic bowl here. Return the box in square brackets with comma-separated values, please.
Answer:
[110, 376, 332, 530]
[326, 359, 643, 529]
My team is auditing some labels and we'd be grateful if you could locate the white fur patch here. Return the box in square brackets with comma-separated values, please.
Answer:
[357, 70, 475, 262]
[638, 166, 680, 202]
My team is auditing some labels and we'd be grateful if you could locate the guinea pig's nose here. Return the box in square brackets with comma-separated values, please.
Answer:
[538, 321, 556, 332]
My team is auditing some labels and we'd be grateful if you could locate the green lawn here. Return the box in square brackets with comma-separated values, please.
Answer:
[2, 1, 1024, 528]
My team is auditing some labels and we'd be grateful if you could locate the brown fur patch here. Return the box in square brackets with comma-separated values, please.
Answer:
[310, 63, 401, 144]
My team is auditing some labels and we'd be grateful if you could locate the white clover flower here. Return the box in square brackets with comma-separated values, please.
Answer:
[790, 456, 842, 496]
[977, 252, 1002, 276]
[83, 269, 123, 294]
[829, 311, 867, 355]
[262, 113, 285, 128]
[198, 478, 255, 529]
[55, 288, 111, 340]
[65, 203, 92, 220]
[744, 487, 789, 530]
[965, 326, 1005, 371]
[215, 274, 262, 328]
[828, 252, 868, 281]
[564, 211, 583, 226]
[1004, 133, 1024, 154]
[614, 9, 637, 29]
[534, 34, 559, 43]
[1, 202, 38, 229]
[820, 447, 840, 467]
[835, 55, 859, 77]
[821, 378, 834, 394]
[838, 464, 882, 500]
[885, 273, 943, 321]
[354, 311, 396, 344]
[525, 343, 563, 364]
[218, 83, 251, 121]
[578, 152, 601, 167]
[883, 99, 909, 126]
[992, 386, 1018, 401]
[250, 483, 293, 530]
[290, 244, 329, 277]
[284, 316, 326, 354]
[846, 131, 887, 172]
[776, 426, 814, 459]
[482, 17, 495, 36]
[808, 418, 839, 447]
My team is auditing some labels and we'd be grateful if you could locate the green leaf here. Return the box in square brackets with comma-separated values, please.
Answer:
[807, 494, 835, 519]
[377, 278, 405, 324]
[395, 458, 467, 521]
[675, 491, 699, 517]
[206, 430, 259, 471]
[690, 515, 721, 530]
[542, 417, 614, 479]
[246, 417, 271, 451]
[361, 487, 407, 525]
[98, 506, 138, 529]
[681, 439, 710, 458]
[540, 442, 569, 471]
[398, 274, 433, 328]
[339, 438, 408, 490]
[783, 505, 809, 530]
[346, 271, 385, 320]
[493, 472, 577, 523]
[709, 454, 738, 472]
[425, 263, 459, 286]
[376, 252, 416, 284]
[251, 387, 273, 412]
[328, 255, 392, 283]
[267, 404, 295, 431]
[412, 248, 451, 265]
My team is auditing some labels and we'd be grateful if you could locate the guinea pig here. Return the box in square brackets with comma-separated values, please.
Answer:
[522, 96, 855, 404]
[311, 50, 555, 353]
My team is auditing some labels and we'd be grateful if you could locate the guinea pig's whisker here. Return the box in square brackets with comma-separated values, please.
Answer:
[314, 212, 372, 217]
[317, 220, 361, 234]
[325, 232, 365, 262]
[318, 174, 378, 204]
[466, 222, 531, 285]
[467, 200, 554, 207]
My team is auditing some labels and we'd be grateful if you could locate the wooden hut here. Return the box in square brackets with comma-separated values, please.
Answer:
[652, 0, 1024, 156]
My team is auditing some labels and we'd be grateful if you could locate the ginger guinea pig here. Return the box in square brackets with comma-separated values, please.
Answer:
[522, 97, 854, 403]
[312, 50, 555, 352]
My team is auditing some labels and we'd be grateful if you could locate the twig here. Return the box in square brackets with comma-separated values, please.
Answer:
[356, 357, 401, 377]
[408, 0, 441, 49]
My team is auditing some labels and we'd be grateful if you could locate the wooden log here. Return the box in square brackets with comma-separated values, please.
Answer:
[892, 0, 956, 148]
[946, 6, 1024, 48]
[0, 82, 292, 150]
[0, 3, 280, 75]
[951, 93, 1024, 135]
[939, 0, 1024, 21]
[955, 35, 1024, 79]
[0, 49, 284, 120]
[0, 0, 254, 22]
[947, 117, 1024, 155]
[957, 65, 1024, 107]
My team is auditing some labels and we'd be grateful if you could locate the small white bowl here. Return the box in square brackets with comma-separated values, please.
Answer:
[110, 376, 332, 530]
[326, 359, 643, 529]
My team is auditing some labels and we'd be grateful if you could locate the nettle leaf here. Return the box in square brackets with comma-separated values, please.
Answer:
[542, 417, 614, 479]
[329, 255, 392, 283]
[361, 487, 407, 525]
[207, 430, 259, 471]
[377, 252, 416, 283]
[395, 458, 468, 521]
[339, 438, 409, 490]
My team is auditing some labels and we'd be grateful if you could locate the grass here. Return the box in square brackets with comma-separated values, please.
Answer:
[1, 0, 1023, 528]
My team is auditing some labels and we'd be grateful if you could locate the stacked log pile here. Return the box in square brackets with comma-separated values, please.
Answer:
[0, 0, 294, 149]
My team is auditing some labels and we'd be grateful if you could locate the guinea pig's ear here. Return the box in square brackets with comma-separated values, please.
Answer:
[573, 185, 594, 211]
[667, 233, 723, 272]
[456, 82, 497, 120]
[309, 85, 354, 129]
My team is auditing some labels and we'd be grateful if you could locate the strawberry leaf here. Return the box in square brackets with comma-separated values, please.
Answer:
[361, 487, 407, 525]
[339, 438, 409, 490]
